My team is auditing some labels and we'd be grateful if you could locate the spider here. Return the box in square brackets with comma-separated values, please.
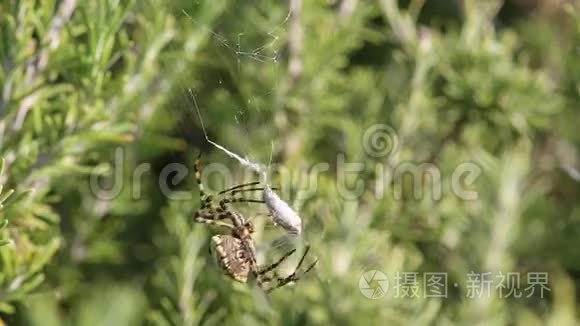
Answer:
[193, 155, 317, 292]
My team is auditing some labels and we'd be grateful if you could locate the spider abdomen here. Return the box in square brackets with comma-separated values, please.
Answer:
[210, 235, 251, 283]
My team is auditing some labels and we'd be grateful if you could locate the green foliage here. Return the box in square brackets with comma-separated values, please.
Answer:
[0, 0, 579, 325]
[0, 156, 53, 314]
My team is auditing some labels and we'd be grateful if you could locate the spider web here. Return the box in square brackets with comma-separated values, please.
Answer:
[178, 4, 317, 270]
[180, 4, 287, 148]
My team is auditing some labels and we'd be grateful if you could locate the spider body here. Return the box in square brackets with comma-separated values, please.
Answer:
[210, 234, 252, 283]
[194, 155, 317, 292]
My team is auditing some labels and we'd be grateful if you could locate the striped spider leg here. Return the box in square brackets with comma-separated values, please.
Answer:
[193, 154, 277, 229]
[258, 245, 318, 293]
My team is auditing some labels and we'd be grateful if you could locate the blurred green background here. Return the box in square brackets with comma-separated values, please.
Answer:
[0, 0, 579, 325]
